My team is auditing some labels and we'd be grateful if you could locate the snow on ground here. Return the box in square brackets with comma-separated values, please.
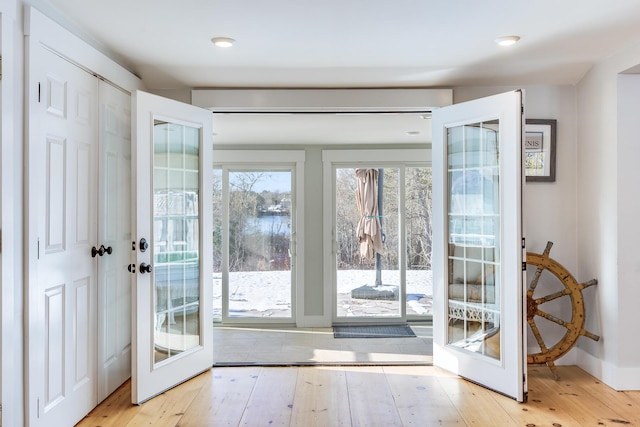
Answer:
[213, 269, 433, 318]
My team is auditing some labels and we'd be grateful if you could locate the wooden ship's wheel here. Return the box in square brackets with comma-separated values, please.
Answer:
[526, 241, 600, 379]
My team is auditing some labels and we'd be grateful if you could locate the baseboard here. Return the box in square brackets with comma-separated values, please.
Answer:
[576, 347, 640, 390]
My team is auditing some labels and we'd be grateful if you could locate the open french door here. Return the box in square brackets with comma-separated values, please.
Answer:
[131, 91, 213, 404]
[432, 90, 527, 401]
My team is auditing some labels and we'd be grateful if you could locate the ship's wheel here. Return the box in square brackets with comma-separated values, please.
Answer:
[526, 241, 600, 379]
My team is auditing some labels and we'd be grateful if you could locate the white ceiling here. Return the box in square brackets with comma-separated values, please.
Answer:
[39, 0, 640, 144]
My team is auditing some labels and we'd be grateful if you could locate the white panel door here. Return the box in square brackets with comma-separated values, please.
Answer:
[432, 90, 527, 401]
[132, 90, 213, 404]
[27, 46, 98, 427]
[97, 80, 132, 402]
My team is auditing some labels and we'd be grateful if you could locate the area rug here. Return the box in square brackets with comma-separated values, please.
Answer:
[333, 324, 416, 338]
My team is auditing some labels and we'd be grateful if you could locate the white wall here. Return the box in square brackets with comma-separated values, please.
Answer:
[577, 40, 640, 389]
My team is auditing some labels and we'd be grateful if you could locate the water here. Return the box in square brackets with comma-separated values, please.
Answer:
[245, 214, 291, 236]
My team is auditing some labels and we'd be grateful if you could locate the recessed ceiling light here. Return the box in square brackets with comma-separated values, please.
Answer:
[420, 113, 432, 120]
[406, 131, 421, 136]
[211, 37, 235, 48]
[494, 35, 520, 47]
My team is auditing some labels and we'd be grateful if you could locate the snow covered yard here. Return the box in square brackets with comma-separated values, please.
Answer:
[213, 269, 432, 318]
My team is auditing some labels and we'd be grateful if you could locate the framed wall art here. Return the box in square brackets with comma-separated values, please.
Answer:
[524, 119, 556, 182]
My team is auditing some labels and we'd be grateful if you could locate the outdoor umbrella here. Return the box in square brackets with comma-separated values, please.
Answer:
[355, 168, 383, 261]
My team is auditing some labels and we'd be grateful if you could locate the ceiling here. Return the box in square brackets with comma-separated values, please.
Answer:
[38, 0, 640, 144]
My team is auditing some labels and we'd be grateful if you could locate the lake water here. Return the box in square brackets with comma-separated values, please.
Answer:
[246, 215, 291, 236]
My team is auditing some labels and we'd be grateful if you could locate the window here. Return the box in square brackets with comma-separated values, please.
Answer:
[212, 151, 305, 324]
[323, 150, 432, 322]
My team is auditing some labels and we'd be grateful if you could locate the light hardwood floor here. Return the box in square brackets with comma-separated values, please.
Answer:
[77, 365, 640, 426]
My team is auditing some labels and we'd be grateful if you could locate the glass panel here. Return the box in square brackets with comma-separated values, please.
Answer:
[335, 168, 400, 318]
[227, 170, 292, 318]
[153, 120, 201, 364]
[212, 168, 223, 321]
[405, 167, 433, 316]
[446, 122, 501, 360]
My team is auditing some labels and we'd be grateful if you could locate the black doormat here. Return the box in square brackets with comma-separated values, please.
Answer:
[333, 324, 416, 338]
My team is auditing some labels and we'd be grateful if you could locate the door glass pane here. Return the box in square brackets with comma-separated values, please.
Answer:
[405, 167, 433, 317]
[336, 168, 400, 318]
[153, 120, 200, 363]
[212, 168, 222, 321]
[227, 170, 292, 318]
[446, 121, 501, 360]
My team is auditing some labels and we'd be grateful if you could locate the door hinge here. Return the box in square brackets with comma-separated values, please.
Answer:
[38, 82, 41, 103]
[37, 238, 40, 260]
[37, 397, 40, 418]
[522, 262, 527, 271]
[522, 237, 526, 249]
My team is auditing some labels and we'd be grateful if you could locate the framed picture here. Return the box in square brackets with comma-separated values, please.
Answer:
[524, 119, 556, 182]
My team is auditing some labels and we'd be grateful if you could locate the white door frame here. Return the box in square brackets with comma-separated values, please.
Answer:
[213, 150, 305, 326]
[322, 149, 431, 325]
[1, 2, 20, 426]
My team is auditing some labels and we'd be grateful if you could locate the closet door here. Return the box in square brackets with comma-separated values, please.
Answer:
[27, 46, 99, 427]
[97, 80, 132, 402]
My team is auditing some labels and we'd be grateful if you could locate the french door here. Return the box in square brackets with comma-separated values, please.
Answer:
[432, 90, 527, 401]
[131, 91, 213, 404]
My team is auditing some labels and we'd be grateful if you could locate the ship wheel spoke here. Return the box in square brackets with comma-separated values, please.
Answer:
[536, 289, 570, 304]
[536, 309, 571, 330]
[528, 265, 545, 293]
[528, 318, 550, 353]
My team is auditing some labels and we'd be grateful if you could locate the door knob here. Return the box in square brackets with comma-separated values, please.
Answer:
[92, 245, 113, 257]
[140, 263, 153, 274]
[139, 238, 149, 252]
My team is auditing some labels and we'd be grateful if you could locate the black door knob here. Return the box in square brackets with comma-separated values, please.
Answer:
[140, 263, 153, 274]
[91, 246, 99, 258]
[140, 238, 149, 252]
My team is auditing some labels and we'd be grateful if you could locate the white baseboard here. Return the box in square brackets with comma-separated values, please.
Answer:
[576, 347, 640, 390]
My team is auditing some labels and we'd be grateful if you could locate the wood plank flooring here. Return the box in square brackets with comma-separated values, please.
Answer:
[77, 365, 640, 426]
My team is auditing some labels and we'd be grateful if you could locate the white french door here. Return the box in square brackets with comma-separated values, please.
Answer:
[131, 91, 213, 404]
[432, 90, 527, 401]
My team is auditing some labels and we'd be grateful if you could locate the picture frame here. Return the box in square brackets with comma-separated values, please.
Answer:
[524, 119, 556, 182]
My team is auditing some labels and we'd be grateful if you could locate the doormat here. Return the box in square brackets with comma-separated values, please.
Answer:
[333, 324, 416, 338]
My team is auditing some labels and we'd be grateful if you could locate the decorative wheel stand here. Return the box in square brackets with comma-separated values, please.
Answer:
[526, 241, 600, 379]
